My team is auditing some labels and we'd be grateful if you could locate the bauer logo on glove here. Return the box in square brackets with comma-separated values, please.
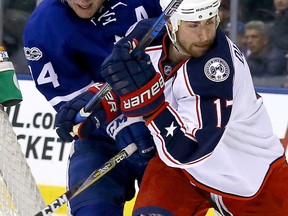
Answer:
[101, 38, 165, 117]
[120, 73, 165, 116]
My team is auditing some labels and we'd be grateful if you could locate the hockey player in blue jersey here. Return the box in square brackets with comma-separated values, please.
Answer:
[101, 0, 288, 215]
[23, 0, 162, 215]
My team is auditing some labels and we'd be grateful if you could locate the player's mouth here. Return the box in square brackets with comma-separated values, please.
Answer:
[77, 3, 92, 9]
[194, 44, 209, 50]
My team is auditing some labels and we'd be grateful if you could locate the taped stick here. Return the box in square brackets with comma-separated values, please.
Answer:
[34, 143, 137, 216]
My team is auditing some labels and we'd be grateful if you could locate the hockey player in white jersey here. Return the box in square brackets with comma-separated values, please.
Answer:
[101, 0, 288, 215]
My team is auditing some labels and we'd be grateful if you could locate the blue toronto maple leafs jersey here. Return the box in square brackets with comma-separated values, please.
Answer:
[23, 0, 162, 111]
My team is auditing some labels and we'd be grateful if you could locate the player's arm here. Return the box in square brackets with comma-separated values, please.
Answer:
[100, 39, 195, 164]
[23, 38, 94, 112]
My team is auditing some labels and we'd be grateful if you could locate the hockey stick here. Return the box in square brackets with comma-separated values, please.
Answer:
[70, 0, 183, 136]
[34, 143, 137, 216]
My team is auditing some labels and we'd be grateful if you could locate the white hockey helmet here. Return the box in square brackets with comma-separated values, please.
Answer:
[160, 0, 221, 32]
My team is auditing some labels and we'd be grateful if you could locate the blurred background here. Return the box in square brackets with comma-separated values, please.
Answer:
[1, 1, 288, 215]
[1, 0, 288, 88]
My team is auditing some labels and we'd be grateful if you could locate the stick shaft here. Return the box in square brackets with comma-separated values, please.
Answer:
[34, 143, 137, 216]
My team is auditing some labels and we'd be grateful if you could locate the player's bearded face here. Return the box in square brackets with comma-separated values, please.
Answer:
[176, 17, 217, 57]
[67, 0, 105, 19]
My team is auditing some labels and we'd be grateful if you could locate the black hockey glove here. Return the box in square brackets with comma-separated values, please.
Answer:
[106, 114, 156, 168]
[55, 83, 119, 142]
[101, 39, 165, 117]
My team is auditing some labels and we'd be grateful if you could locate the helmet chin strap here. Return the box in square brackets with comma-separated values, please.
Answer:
[165, 24, 191, 56]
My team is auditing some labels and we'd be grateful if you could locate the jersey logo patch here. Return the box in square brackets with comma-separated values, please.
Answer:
[24, 47, 42, 61]
[164, 65, 172, 76]
[204, 58, 230, 82]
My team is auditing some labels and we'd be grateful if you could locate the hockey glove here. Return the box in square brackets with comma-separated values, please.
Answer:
[101, 39, 165, 117]
[106, 114, 156, 167]
[55, 83, 119, 142]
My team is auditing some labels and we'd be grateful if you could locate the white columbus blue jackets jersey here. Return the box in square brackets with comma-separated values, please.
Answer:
[125, 19, 286, 199]
[23, 0, 162, 111]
